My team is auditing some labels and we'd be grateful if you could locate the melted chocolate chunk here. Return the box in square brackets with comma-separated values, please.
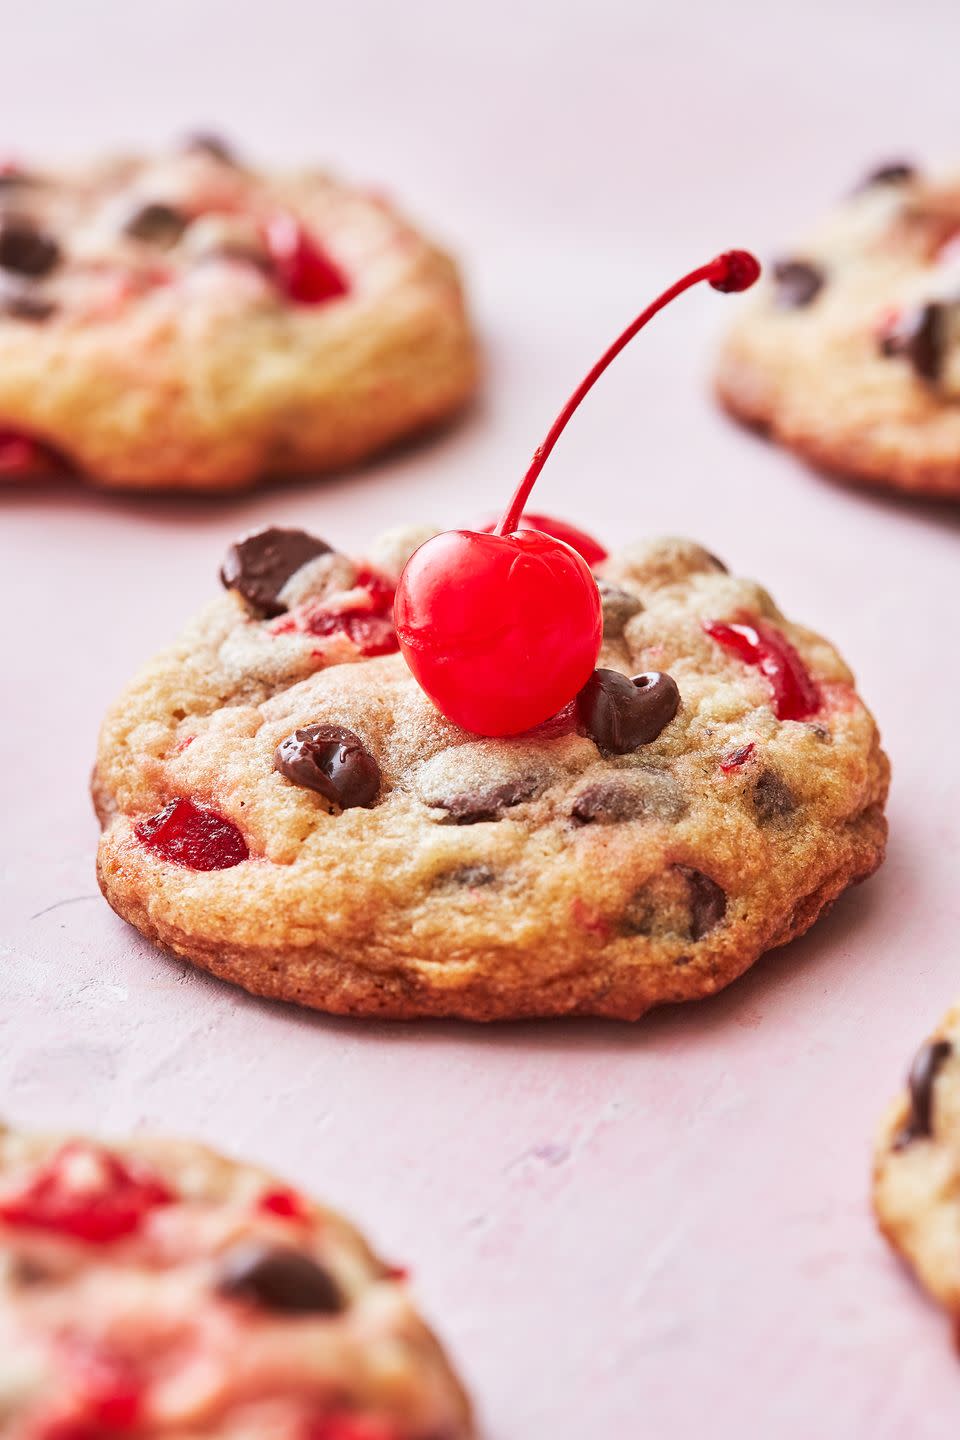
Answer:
[596, 581, 643, 639]
[772, 259, 825, 309]
[220, 527, 332, 616]
[197, 242, 273, 274]
[860, 160, 917, 188]
[0, 280, 55, 321]
[437, 777, 539, 824]
[216, 1243, 344, 1315]
[275, 724, 380, 809]
[752, 768, 797, 825]
[124, 201, 188, 247]
[576, 669, 680, 755]
[620, 864, 727, 941]
[0, 216, 59, 277]
[571, 781, 643, 825]
[881, 302, 946, 384]
[677, 866, 727, 941]
[571, 770, 685, 826]
[894, 1039, 953, 1148]
[181, 131, 237, 163]
[439, 864, 497, 888]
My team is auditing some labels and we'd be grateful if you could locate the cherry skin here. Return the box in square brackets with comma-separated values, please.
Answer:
[394, 250, 760, 737]
[476, 511, 608, 566]
[395, 528, 602, 737]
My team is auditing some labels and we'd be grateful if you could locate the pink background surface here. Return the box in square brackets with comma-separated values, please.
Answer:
[2, 2, 960, 1434]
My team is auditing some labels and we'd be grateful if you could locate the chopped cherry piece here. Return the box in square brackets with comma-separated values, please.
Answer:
[704, 619, 820, 721]
[306, 1417, 401, 1440]
[265, 213, 348, 304]
[0, 1143, 172, 1244]
[90, 1383, 142, 1431]
[258, 1186, 310, 1221]
[306, 610, 398, 656]
[69, 1350, 144, 1432]
[720, 741, 756, 772]
[273, 570, 399, 657]
[0, 427, 68, 477]
[135, 797, 249, 870]
[477, 512, 608, 566]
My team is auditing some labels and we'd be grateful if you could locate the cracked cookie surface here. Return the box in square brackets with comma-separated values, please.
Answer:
[0, 138, 476, 490]
[873, 1004, 960, 1331]
[93, 523, 889, 1021]
[0, 1124, 473, 1438]
[717, 160, 960, 497]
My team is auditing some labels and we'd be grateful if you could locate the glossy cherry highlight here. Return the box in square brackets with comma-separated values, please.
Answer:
[395, 250, 760, 737]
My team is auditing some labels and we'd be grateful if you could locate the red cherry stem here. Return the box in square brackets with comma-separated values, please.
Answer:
[495, 249, 761, 537]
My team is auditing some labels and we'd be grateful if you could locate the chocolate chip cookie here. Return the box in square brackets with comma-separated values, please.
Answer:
[873, 1007, 960, 1332]
[93, 523, 889, 1021]
[0, 136, 476, 490]
[0, 1123, 473, 1436]
[717, 159, 960, 497]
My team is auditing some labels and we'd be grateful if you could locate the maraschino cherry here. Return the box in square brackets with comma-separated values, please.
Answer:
[476, 512, 608, 566]
[394, 249, 761, 736]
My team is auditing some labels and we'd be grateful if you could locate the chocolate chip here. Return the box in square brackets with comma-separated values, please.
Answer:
[860, 161, 917, 188]
[620, 863, 727, 941]
[0, 280, 55, 321]
[124, 201, 188, 247]
[438, 864, 497, 888]
[576, 669, 680, 755]
[572, 781, 641, 824]
[198, 243, 273, 274]
[772, 259, 825, 309]
[596, 581, 643, 639]
[216, 1242, 344, 1315]
[10, 1256, 54, 1286]
[181, 131, 237, 163]
[752, 768, 797, 825]
[0, 170, 33, 191]
[437, 777, 538, 824]
[0, 216, 59, 277]
[678, 865, 728, 940]
[570, 770, 685, 825]
[880, 302, 946, 383]
[275, 724, 380, 809]
[894, 1039, 952, 1148]
[220, 527, 333, 616]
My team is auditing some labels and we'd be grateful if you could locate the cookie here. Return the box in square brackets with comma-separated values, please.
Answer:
[0, 136, 476, 490]
[873, 1007, 960, 1331]
[0, 1123, 473, 1437]
[92, 521, 889, 1021]
[716, 159, 960, 497]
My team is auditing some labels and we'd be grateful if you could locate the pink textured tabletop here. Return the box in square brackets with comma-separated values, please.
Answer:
[2, 1, 959, 1434]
